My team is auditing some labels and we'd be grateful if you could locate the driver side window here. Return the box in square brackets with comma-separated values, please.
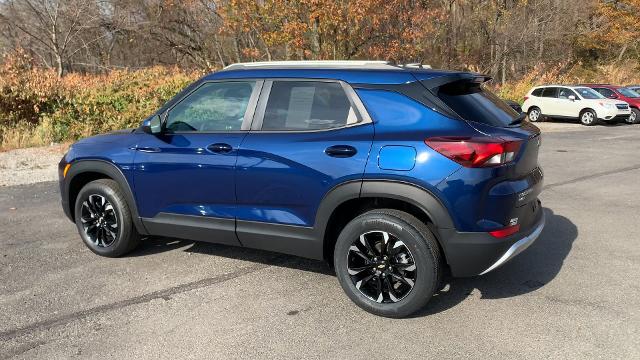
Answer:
[594, 88, 615, 99]
[166, 81, 256, 132]
[558, 88, 577, 100]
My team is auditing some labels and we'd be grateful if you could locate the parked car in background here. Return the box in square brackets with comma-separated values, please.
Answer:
[522, 85, 632, 125]
[503, 99, 523, 113]
[580, 84, 640, 124]
[58, 60, 545, 318]
[627, 85, 640, 93]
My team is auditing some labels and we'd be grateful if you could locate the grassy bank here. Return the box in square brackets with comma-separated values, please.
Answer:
[2, 52, 639, 150]
[0, 52, 200, 150]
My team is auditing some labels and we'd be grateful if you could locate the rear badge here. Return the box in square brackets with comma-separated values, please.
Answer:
[509, 218, 519, 226]
[518, 188, 533, 202]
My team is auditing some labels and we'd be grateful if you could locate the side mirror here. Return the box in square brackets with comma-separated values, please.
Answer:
[141, 115, 162, 135]
[568, 95, 576, 101]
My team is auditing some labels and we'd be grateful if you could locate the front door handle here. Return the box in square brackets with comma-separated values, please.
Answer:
[207, 143, 233, 154]
[325, 145, 357, 158]
[135, 147, 161, 153]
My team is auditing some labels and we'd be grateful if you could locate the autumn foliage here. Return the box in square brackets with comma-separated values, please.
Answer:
[1, 0, 640, 149]
[0, 50, 200, 149]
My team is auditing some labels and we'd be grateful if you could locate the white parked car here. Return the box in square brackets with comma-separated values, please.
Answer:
[522, 85, 631, 125]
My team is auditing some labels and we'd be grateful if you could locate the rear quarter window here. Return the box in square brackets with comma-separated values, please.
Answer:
[434, 80, 519, 127]
[531, 88, 543, 97]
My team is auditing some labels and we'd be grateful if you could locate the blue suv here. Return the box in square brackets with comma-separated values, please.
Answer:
[59, 61, 545, 317]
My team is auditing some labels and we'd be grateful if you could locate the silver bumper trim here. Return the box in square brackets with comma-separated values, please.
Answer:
[479, 212, 546, 275]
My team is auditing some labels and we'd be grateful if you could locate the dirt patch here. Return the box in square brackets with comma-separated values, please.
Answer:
[0, 145, 67, 187]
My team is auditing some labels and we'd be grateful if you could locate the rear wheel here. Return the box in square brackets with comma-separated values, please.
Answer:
[580, 109, 597, 126]
[527, 107, 542, 122]
[74, 179, 140, 257]
[333, 209, 442, 318]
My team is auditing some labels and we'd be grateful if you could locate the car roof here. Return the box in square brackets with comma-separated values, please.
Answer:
[533, 85, 600, 90]
[578, 84, 621, 89]
[203, 60, 475, 85]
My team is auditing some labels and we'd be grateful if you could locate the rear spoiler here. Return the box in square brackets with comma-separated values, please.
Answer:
[419, 73, 492, 92]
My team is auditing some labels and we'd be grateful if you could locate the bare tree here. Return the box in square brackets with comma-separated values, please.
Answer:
[0, 0, 106, 76]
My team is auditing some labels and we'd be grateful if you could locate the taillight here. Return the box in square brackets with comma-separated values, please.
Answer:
[489, 224, 520, 238]
[425, 136, 522, 168]
[523, 96, 529, 101]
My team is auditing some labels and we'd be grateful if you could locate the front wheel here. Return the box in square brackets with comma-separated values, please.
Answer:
[74, 179, 140, 257]
[580, 109, 598, 126]
[333, 209, 443, 318]
[628, 108, 640, 124]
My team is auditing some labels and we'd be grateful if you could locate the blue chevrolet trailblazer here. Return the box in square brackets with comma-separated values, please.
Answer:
[59, 61, 544, 317]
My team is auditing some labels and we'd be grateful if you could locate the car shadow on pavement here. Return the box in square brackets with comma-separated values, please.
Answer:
[130, 235, 334, 275]
[130, 207, 575, 316]
[411, 207, 577, 317]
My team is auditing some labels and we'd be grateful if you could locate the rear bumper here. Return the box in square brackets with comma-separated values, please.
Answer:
[478, 213, 545, 275]
[439, 202, 545, 277]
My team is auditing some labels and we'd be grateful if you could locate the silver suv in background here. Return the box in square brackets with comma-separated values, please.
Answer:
[522, 85, 631, 125]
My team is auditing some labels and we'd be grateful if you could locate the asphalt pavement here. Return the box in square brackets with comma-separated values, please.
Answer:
[1, 122, 639, 359]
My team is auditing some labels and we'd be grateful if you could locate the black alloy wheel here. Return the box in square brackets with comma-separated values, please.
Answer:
[74, 179, 140, 257]
[347, 230, 417, 303]
[334, 209, 443, 318]
[80, 194, 118, 248]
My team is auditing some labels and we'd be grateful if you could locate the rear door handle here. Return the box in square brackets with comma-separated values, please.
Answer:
[325, 145, 357, 158]
[135, 147, 161, 153]
[207, 143, 233, 154]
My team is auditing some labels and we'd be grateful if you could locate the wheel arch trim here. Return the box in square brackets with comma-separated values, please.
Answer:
[63, 159, 148, 234]
[314, 179, 455, 258]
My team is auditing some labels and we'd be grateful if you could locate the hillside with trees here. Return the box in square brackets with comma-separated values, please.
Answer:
[1, 0, 639, 148]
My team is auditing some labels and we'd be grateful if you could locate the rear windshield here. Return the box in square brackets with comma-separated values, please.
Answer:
[435, 80, 519, 127]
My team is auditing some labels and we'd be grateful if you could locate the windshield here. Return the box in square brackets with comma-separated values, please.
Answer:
[619, 87, 640, 98]
[574, 87, 604, 99]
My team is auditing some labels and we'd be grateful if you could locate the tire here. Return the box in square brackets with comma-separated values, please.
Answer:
[74, 179, 140, 257]
[527, 107, 542, 122]
[580, 109, 598, 126]
[333, 209, 443, 318]
[629, 108, 640, 124]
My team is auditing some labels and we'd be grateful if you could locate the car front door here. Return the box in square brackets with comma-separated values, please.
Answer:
[133, 80, 262, 245]
[234, 79, 374, 257]
[557, 87, 581, 117]
[593, 87, 617, 100]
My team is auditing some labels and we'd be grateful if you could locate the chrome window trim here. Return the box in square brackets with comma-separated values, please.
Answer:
[250, 78, 373, 133]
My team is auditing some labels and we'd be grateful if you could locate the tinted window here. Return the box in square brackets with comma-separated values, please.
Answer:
[558, 88, 577, 100]
[261, 81, 358, 131]
[619, 87, 640, 98]
[531, 88, 543, 97]
[574, 87, 604, 99]
[436, 80, 519, 127]
[594, 88, 616, 98]
[541, 87, 558, 98]
[166, 81, 255, 132]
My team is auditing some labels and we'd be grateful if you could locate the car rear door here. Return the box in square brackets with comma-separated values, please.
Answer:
[133, 80, 262, 245]
[234, 79, 374, 257]
[540, 87, 560, 116]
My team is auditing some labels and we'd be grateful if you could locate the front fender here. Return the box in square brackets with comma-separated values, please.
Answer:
[61, 159, 147, 234]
